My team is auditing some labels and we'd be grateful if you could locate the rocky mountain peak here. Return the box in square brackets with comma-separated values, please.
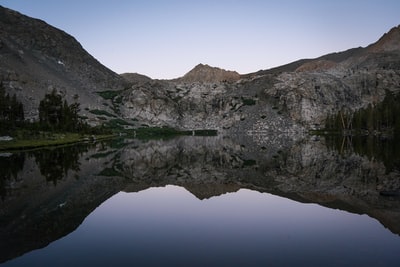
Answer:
[368, 25, 400, 53]
[0, 5, 126, 122]
[178, 63, 240, 83]
[120, 72, 152, 84]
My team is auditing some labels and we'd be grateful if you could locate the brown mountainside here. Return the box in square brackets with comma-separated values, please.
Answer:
[246, 26, 400, 76]
[368, 25, 400, 53]
[177, 63, 241, 83]
[120, 72, 152, 84]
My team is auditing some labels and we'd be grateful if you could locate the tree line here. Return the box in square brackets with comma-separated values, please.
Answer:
[323, 90, 400, 173]
[38, 89, 85, 132]
[0, 82, 24, 128]
[0, 83, 109, 135]
[324, 90, 400, 136]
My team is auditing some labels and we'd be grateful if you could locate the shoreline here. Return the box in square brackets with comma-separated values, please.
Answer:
[0, 133, 117, 152]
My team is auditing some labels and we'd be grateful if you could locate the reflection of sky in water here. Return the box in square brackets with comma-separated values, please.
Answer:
[4, 186, 400, 267]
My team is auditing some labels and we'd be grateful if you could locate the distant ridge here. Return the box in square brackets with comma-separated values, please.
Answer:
[368, 24, 400, 52]
[245, 25, 400, 77]
[177, 63, 240, 83]
[120, 72, 152, 84]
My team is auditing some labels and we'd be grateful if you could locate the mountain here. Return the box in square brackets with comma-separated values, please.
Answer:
[176, 63, 241, 83]
[1, 4, 399, 133]
[121, 25, 400, 132]
[0, 5, 127, 124]
[244, 25, 400, 77]
[120, 72, 152, 84]
[368, 25, 400, 53]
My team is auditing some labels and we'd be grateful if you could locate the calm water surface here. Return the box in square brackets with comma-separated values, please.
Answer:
[3, 186, 400, 267]
[0, 136, 399, 266]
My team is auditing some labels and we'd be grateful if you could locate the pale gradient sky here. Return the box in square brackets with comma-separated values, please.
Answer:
[1, 0, 399, 79]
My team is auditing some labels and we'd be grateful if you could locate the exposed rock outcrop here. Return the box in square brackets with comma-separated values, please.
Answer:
[368, 25, 400, 53]
[177, 63, 240, 83]
[1, 5, 399, 134]
[120, 72, 152, 84]
[0, 6, 127, 123]
[120, 26, 400, 132]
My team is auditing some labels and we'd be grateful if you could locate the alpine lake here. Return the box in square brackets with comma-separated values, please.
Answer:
[1, 133, 399, 267]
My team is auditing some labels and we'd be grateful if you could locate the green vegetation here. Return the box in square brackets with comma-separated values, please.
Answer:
[324, 90, 400, 136]
[134, 127, 188, 139]
[0, 85, 114, 151]
[192, 129, 218, 136]
[96, 90, 124, 115]
[0, 152, 25, 199]
[89, 109, 117, 118]
[98, 167, 123, 177]
[243, 159, 257, 167]
[39, 89, 86, 132]
[241, 97, 256, 106]
[132, 127, 217, 140]
[90, 150, 116, 159]
[1, 82, 219, 151]
[96, 90, 123, 100]
[0, 132, 114, 151]
[320, 91, 400, 173]
[0, 82, 24, 130]
[325, 135, 400, 173]
[104, 118, 133, 130]
[30, 143, 88, 185]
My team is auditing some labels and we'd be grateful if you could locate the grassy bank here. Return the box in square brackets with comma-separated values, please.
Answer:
[0, 127, 218, 151]
[0, 133, 116, 151]
[133, 127, 218, 140]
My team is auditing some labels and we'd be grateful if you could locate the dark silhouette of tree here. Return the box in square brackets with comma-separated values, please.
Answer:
[324, 90, 400, 172]
[38, 89, 83, 132]
[39, 89, 63, 129]
[0, 82, 24, 132]
[324, 90, 400, 135]
[31, 145, 87, 185]
[0, 153, 26, 199]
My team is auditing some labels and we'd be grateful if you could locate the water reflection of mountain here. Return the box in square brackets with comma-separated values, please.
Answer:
[0, 135, 399, 263]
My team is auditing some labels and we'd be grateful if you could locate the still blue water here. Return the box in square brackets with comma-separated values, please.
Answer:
[2, 185, 399, 267]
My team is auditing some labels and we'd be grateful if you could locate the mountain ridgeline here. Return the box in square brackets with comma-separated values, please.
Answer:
[1, 5, 400, 135]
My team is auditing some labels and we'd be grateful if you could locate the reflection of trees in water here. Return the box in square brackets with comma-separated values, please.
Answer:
[31, 145, 88, 185]
[0, 153, 25, 199]
[325, 135, 400, 172]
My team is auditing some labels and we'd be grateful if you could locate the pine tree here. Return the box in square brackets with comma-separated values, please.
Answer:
[39, 89, 63, 129]
[38, 89, 82, 132]
[0, 83, 6, 121]
[0, 82, 24, 130]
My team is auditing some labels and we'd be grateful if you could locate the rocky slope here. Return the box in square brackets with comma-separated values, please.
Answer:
[260, 26, 400, 128]
[120, 72, 152, 84]
[176, 63, 241, 83]
[1, 5, 399, 133]
[121, 26, 400, 132]
[0, 6, 127, 124]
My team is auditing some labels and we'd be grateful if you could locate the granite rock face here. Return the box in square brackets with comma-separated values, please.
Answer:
[1, 5, 399, 134]
[121, 26, 400, 132]
[264, 49, 400, 128]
